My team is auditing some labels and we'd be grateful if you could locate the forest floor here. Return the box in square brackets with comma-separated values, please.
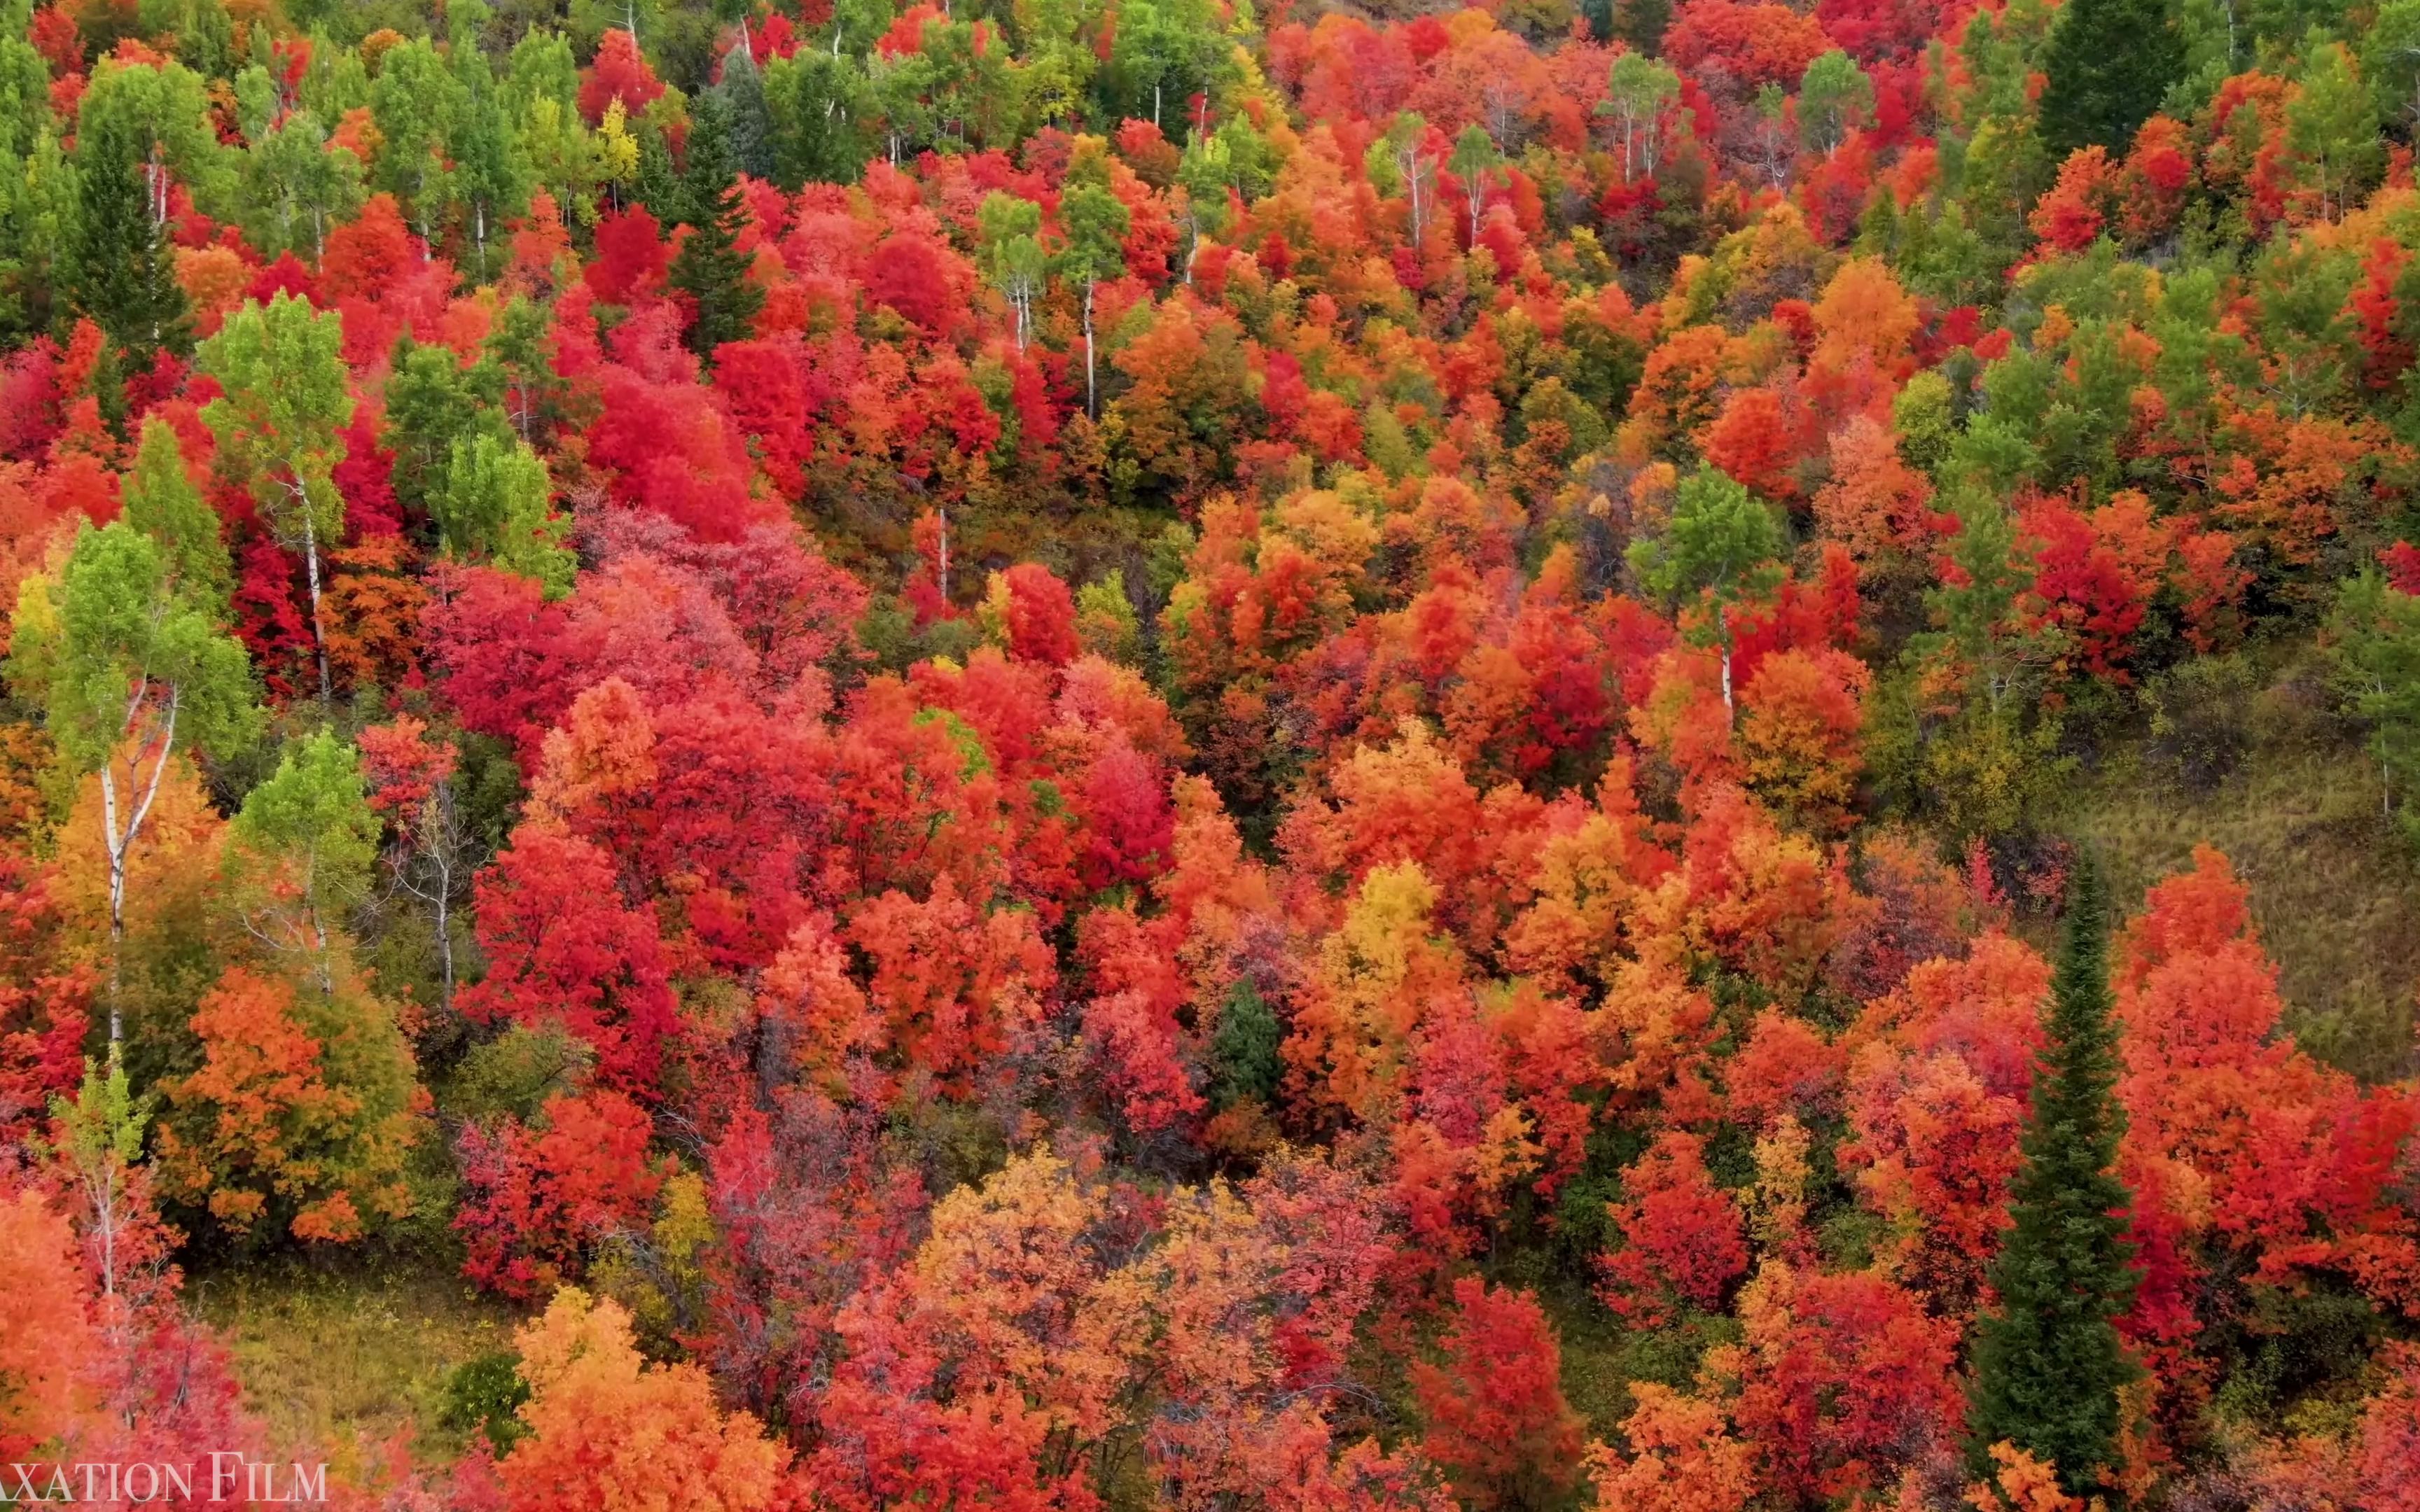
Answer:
[2067, 640, 2420, 1086]
[190, 1248, 526, 1465]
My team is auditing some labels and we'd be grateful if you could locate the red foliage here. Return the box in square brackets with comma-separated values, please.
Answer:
[578, 29, 666, 125]
[455, 1089, 667, 1298]
[1598, 1132, 1750, 1323]
[997, 561, 1079, 665]
[458, 826, 682, 1096]
[1412, 1278, 1585, 1510]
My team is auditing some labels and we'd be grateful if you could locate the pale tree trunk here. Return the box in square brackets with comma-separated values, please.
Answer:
[1716, 600, 1737, 717]
[433, 832, 456, 1011]
[94, 1160, 120, 1300]
[1083, 280, 1098, 418]
[98, 689, 177, 1048]
[298, 498, 333, 707]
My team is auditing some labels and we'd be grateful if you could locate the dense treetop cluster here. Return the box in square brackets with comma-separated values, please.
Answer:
[4, 0, 2420, 1508]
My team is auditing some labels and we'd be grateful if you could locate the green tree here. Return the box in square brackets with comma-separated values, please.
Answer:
[1174, 131, 1234, 283]
[1967, 858, 2141, 1499]
[449, 38, 531, 280]
[1625, 463, 1784, 713]
[667, 90, 764, 362]
[1373, 111, 1440, 248]
[2286, 36, 2381, 224]
[1449, 124, 1502, 244]
[1610, 0, 1670, 52]
[66, 105, 187, 353]
[715, 51, 778, 182]
[1208, 977, 1280, 1111]
[1058, 141, 1131, 419]
[4, 522, 258, 1044]
[228, 729, 380, 994]
[2364, 0, 2420, 134]
[368, 37, 467, 250]
[2036, 0, 2185, 155]
[239, 111, 366, 261]
[1797, 48, 1875, 155]
[46, 1045, 153, 1304]
[977, 191, 1045, 349]
[761, 48, 872, 189]
[1099, 0, 1232, 134]
[1599, 51, 1680, 181]
[436, 432, 576, 596]
[2328, 566, 2420, 844]
[118, 417, 232, 624]
[385, 336, 510, 519]
[197, 293, 356, 707]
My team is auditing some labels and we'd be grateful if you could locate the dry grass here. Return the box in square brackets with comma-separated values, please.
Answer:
[2068, 645, 2420, 1084]
[187, 1250, 528, 1464]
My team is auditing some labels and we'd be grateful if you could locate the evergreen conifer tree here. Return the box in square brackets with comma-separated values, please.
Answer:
[2037, 0, 2185, 155]
[1967, 855, 2142, 1500]
[668, 90, 762, 362]
[67, 111, 187, 354]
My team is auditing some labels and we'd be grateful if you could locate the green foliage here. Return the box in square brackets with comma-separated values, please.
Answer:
[1967, 858, 2142, 1498]
[2286, 37, 2381, 223]
[67, 92, 189, 354]
[441, 1352, 532, 1454]
[1797, 50, 1873, 155]
[1600, 52, 1680, 180]
[434, 433, 576, 596]
[978, 191, 1047, 346]
[197, 290, 356, 700]
[229, 729, 380, 981]
[387, 337, 513, 518]
[197, 292, 356, 551]
[667, 88, 764, 360]
[1075, 570, 1143, 664]
[239, 111, 365, 262]
[119, 418, 232, 624]
[1100, 0, 1234, 134]
[1608, 0, 1670, 52]
[2328, 568, 2420, 846]
[2037, 0, 2187, 154]
[51, 1043, 152, 1178]
[445, 1022, 595, 1126]
[1207, 976, 1281, 1110]
[1626, 463, 1785, 617]
[5, 521, 258, 774]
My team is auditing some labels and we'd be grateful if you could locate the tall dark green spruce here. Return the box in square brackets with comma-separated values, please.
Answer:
[67, 111, 188, 356]
[1967, 855, 2142, 1499]
[2036, 0, 2185, 155]
[668, 90, 763, 363]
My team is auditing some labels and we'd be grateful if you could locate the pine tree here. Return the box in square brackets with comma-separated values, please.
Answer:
[66, 109, 188, 354]
[667, 90, 763, 363]
[2036, 0, 2185, 155]
[1611, 0, 1671, 53]
[1967, 855, 2141, 1500]
[1208, 977, 1280, 1110]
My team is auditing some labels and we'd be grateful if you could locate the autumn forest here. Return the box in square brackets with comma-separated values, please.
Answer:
[2, 0, 2419, 1506]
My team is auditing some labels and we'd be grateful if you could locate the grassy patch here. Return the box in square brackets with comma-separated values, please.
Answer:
[186, 1249, 528, 1462]
[2067, 643, 2420, 1083]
